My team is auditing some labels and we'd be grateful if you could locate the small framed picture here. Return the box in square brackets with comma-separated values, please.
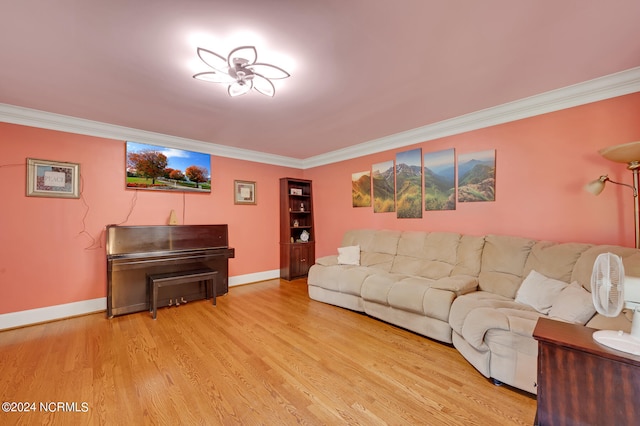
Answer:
[290, 188, 302, 195]
[26, 158, 80, 198]
[234, 180, 256, 205]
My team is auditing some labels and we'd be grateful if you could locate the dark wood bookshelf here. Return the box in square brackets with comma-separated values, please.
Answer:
[279, 178, 315, 280]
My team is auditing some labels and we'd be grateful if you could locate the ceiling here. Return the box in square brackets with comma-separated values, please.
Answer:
[1, 1, 640, 162]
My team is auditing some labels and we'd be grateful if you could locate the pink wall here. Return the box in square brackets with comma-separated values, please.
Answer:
[305, 93, 640, 258]
[0, 123, 301, 314]
[2, 92, 640, 316]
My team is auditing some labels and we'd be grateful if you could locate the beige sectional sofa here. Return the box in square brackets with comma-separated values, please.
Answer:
[307, 229, 640, 394]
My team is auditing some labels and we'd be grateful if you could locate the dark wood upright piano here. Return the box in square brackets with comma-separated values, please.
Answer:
[106, 224, 235, 318]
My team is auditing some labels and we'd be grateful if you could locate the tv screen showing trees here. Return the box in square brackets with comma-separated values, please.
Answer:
[125, 141, 211, 193]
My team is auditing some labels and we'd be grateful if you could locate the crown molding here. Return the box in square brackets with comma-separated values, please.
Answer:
[301, 66, 640, 169]
[0, 104, 300, 168]
[2, 67, 640, 170]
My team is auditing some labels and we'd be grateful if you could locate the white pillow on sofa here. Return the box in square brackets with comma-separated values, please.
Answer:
[515, 270, 568, 314]
[337, 245, 360, 265]
[549, 281, 596, 324]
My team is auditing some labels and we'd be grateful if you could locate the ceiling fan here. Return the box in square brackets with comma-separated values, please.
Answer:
[193, 46, 290, 97]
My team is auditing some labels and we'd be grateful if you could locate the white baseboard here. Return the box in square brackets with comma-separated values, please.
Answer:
[0, 298, 106, 331]
[229, 270, 280, 286]
[0, 270, 282, 330]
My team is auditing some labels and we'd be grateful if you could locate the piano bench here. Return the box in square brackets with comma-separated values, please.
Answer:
[147, 268, 218, 319]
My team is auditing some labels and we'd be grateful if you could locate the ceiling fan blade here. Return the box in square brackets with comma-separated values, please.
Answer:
[248, 63, 290, 80]
[228, 81, 252, 97]
[228, 46, 257, 66]
[252, 74, 275, 97]
[197, 48, 229, 74]
[193, 71, 236, 84]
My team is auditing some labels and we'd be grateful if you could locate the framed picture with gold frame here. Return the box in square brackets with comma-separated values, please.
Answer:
[234, 180, 256, 205]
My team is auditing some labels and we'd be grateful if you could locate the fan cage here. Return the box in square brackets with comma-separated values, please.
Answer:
[591, 252, 625, 317]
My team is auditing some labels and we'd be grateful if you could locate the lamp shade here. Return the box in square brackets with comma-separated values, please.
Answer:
[599, 141, 640, 164]
[584, 176, 607, 195]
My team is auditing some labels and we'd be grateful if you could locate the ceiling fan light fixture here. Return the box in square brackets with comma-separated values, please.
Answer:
[196, 48, 228, 74]
[248, 63, 290, 80]
[193, 71, 236, 84]
[228, 46, 257, 66]
[252, 74, 275, 97]
[193, 45, 289, 97]
[228, 80, 252, 97]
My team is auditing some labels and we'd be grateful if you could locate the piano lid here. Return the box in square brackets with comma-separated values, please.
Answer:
[106, 224, 229, 256]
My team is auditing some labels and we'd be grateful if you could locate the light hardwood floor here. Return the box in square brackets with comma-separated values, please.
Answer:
[0, 279, 536, 425]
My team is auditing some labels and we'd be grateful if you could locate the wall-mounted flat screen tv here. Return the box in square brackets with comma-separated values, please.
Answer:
[126, 141, 211, 193]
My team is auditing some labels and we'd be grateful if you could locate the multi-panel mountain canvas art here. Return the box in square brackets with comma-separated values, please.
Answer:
[355, 148, 496, 212]
[457, 150, 496, 202]
[424, 148, 456, 211]
[372, 160, 395, 213]
[352, 171, 371, 207]
[396, 148, 422, 218]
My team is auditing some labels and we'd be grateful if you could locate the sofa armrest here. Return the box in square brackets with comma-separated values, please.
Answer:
[503, 309, 541, 337]
[314, 255, 339, 266]
[460, 306, 542, 350]
[461, 307, 509, 350]
[432, 275, 478, 295]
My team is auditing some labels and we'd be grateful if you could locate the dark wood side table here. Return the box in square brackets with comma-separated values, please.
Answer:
[533, 317, 640, 425]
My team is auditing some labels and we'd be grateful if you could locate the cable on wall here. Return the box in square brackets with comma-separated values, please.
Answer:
[116, 190, 139, 225]
[77, 173, 103, 250]
[0, 163, 24, 169]
[4, 161, 192, 248]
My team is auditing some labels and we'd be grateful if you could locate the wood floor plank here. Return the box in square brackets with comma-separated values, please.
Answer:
[0, 279, 536, 425]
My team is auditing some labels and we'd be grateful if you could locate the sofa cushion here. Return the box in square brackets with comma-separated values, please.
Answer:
[314, 255, 338, 267]
[523, 241, 591, 284]
[394, 231, 430, 258]
[370, 229, 401, 254]
[361, 272, 407, 304]
[478, 235, 536, 298]
[572, 246, 640, 290]
[451, 234, 485, 277]
[382, 277, 456, 321]
[431, 275, 478, 295]
[549, 281, 596, 324]
[341, 229, 375, 250]
[339, 229, 400, 272]
[391, 232, 460, 279]
[422, 288, 457, 322]
[386, 278, 433, 315]
[337, 245, 360, 265]
[515, 270, 568, 314]
[307, 264, 377, 296]
[360, 252, 395, 271]
[390, 254, 428, 276]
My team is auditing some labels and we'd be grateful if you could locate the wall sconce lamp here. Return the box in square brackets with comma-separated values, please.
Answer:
[585, 141, 640, 249]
